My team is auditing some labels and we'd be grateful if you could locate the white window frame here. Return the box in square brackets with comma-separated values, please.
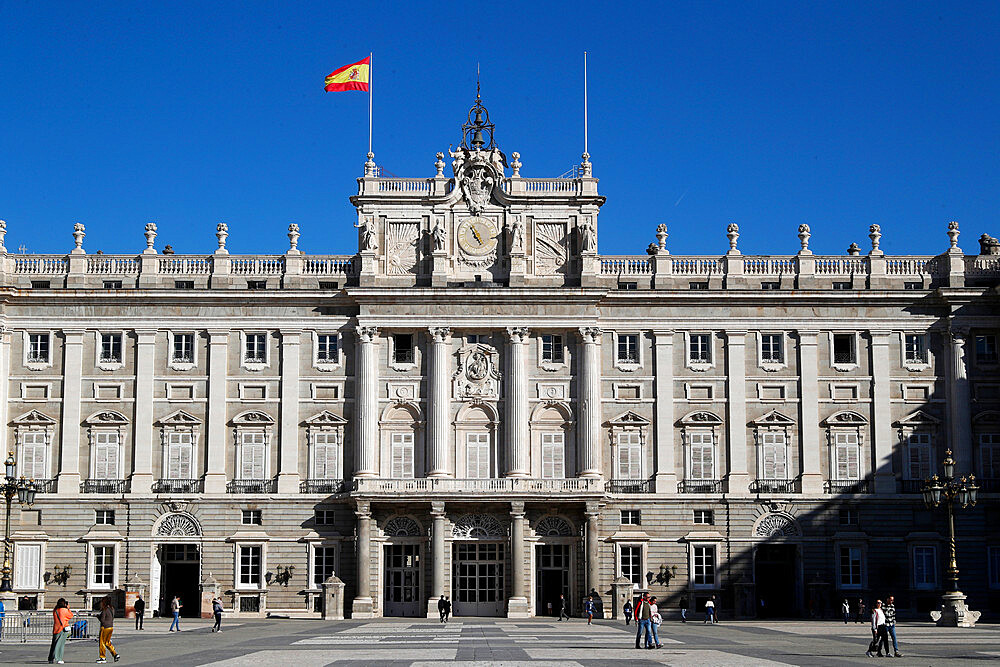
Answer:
[903, 432, 933, 481]
[310, 428, 343, 481]
[167, 331, 198, 370]
[312, 331, 343, 370]
[616, 430, 643, 480]
[690, 543, 718, 589]
[235, 543, 266, 590]
[14, 541, 45, 591]
[388, 332, 419, 371]
[829, 331, 860, 371]
[756, 383, 787, 402]
[911, 544, 938, 590]
[837, 543, 865, 590]
[19, 382, 52, 402]
[240, 330, 270, 370]
[17, 426, 52, 481]
[538, 333, 568, 370]
[95, 330, 125, 370]
[236, 429, 270, 480]
[684, 383, 715, 402]
[23, 331, 54, 370]
[979, 433, 1000, 479]
[465, 431, 492, 479]
[88, 542, 119, 590]
[308, 542, 340, 589]
[93, 382, 124, 402]
[390, 432, 415, 479]
[89, 428, 124, 480]
[757, 429, 790, 480]
[901, 332, 930, 370]
[540, 431, 566, 479]
[237, 382, 270, 402]
[618, 543, 646, 589]
[620, 509, 641, 526]
[162, 429, 197, 480]
[757, 331, 787, 370]
[902, 383, 933, 402]
[830, 383, 860, 402]
[686, 429, 717, 481]
[685, 331, 715, 371]
[829, 429, 863, 481]
[612, 383, 643, 401]
[974, 334, 998, 367]
[613, 331, 642, 371]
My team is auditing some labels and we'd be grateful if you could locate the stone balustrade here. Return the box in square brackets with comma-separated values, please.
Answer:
[352, 477, 603, 496]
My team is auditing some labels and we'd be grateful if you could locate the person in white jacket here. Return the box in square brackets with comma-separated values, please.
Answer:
[866, 600, 890, 657]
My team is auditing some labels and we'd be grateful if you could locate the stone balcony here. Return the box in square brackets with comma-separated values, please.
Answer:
[352, 477, 603, 499]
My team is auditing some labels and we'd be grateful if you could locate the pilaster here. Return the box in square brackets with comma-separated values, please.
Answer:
[0, 327, 10, 458]
[578, 327, 603, 479]
[354, 327, 379, 478]
[869, 330, 896, 494]
[130, 330, 156, 494]
[505, 327, 530, 478]
[584, 503, 601, 596]
[351, 500, 375, 618]
[204, 330, 229, 494]
[57, 330, 84, 495]
[427, 328, 452, 478]
[653, 330, 676, 493]
[507, 501, 530, 617]
[797, 331, 823, 493]
[426, 501, 447, 617]
[724, 330, 750, 494]
[277, 330, 302, 494]
[946, 326, 973, 475]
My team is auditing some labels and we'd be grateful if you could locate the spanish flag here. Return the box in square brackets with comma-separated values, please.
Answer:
[324, 56, 370, 92]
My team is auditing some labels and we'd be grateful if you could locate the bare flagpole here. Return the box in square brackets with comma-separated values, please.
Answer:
[583, 51, 589, 157]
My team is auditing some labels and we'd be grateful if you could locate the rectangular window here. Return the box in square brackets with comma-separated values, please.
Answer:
[981, 434, 1000, 479]
[904, 281, 923, 290]
[693, 545, 715, 586]
[247, 280, 267, 290]
[976, 334, 998, 364]
[239, 545, 262, 587]
[172, 333, 194, 363]
[20, 431, 47, 479]
[174, 280, 195, 289]
[316, 334, 339, 363]
[689, 334, 711, 363]
[832, 281, 852, 290]
[95, 510, 115, 525]
[761, 281, 780, 290]
[617, 334, 639, 364]
[913, 546, 937, 589]
[93, 432, 120, 480]
[689, 281, 709, 290]
[761, 334, 783, 363]
[834, 432, 860, 480]
[620, 546, 642, 587]
[904, 334, 927, 364]
[15, 543, 42, 590]
[312, 432, 339, 479]
[839, 507, 859, 526]
[314, 509, 335, 526]
[466, 433, 490, 479]
[617, 281, 638, 290]
[166, 432, 193, 479]
[617, 431, 642, 479]
[239, 432, 266, 480]
[905, 433, 932, 481]
[689, 431, 714, 480]
[839, 546, 862, 587]
[244, 333, 267, 363]
[541, 334, 564, 363]
[313, 546, 337, 587]
[242, 510, 262, 525]
[30, 280, 50, 289]
[760, 431, 787, 479]
[100, 333, 122, 363]
[466, 334, 489, 345]
[28, 334, 50, 363]
[540, 432, 565, 479]
[103, 280, 122, 289]
[620, 510, 641, 526]
[92, 545, 115, 588]
[990, 546, 1000, 588]
[393, 334, 415, 364]
[390, 433, 414, 478]
[693, 509, 714, 525]
[832, 334, 856, 365]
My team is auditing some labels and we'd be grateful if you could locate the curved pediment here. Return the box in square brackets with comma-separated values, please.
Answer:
[678, 410, 723, 426]
[85, 410, 129, 426]
[232, 410, 274, 426]
[821, 410, 868, 427]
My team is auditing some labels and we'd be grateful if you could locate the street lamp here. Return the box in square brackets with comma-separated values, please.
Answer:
[1, 451, 37, 593]
[921, 450, 981, 627]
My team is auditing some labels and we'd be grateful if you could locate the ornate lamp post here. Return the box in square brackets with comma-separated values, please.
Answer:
[921, 450, 981, 627]
[1, 451, 37, 595]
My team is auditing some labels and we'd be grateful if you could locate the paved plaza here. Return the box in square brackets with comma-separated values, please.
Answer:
[1, 617, 999, 666]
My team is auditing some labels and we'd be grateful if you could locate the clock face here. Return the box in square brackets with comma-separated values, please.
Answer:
[457, 217, 498, 256]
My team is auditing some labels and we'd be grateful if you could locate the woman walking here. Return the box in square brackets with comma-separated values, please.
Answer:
[212, 597, 224, 633]
[47, 598, 73, 664]
[96, 596, 120, 663]
[648, 596, 664, 649]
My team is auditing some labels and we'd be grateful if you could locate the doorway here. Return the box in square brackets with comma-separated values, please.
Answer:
[158, 543, 201, 617]
[535, 544, 569, 616]
[383, 544, 421, 617]
[453, 542, 505, 617]
[754, 543, 798, 618]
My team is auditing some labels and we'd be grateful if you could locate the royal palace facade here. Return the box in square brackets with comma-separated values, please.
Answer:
[2, 97, 999, 622]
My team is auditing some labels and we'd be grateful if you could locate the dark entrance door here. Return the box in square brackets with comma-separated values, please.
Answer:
[754, 544, 797, 618]
[536, 544, 569, 616]
[159, 544, 201, 617]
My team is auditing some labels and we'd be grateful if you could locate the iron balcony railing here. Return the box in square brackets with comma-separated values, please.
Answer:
[81, 479, 130, 494]
[977, 478, 1000, 493]
[227, 478, 277, 494]
[153, 479, 203, 494]
[750, 478, 799, 494]
[899, 479, 925, 494]
[605, 479, 653, 494]
[824, 479, 871, 494]
[300, 479, 345, 494]
[31, 479, 57, 493]
[678, 479, 724, 494]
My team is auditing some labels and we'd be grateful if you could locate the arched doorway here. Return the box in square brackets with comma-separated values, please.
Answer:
[752, 512, 802, 618]
[533, 516, 575, 617]
[151, 513, 202, 618]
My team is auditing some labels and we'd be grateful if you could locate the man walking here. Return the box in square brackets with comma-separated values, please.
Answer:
[168, 595, 182, 632]
[841, 598, 850, 624]
[437, 595, 448, 623]
[134, 595, 145, 630]
[680, 595, 688, 623]
[211, 597, 223, 633]
[884, 595, 902, 657]
[443, 596, 451, 622]
[557, 594, 570, 621]
[634, 593, 653, 649]
[623, 598, 632, 625]
[855, 597, 866, 624]
[704, 596, 715, 624]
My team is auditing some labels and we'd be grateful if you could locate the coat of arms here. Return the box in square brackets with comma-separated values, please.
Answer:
[458, 164, 496, 215]
[453, 343, 501, 400]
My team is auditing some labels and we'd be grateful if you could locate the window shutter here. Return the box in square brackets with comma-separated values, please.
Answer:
[983, 441, 1000, 479]
[542, 433, 564, 479]
[241, 433, 265, 479]
[835, 432, 860, 480]
[314, 434, 338, 479]
[94, 434, 119, 479]
[762, 433, 786, 479]
[466, 434, 489, 479]
[15, 543, 41, 589]
[391, 434, 414, 478]
[23, 432, 46, 479]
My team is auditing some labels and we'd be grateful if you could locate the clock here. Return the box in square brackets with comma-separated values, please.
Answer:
[457, 217, 498, 256]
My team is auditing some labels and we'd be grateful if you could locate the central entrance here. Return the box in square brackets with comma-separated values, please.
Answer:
[453, 542, 505, 617]
[383, 544, 421, 617]
[536, 544, 570, 616]
[754, 544, 799, 618]
[158, 544, 200, 617]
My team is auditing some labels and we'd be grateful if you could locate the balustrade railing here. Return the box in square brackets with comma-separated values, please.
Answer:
[159, 256, 212, 274]
[824, 479, 871, 494]
[301, 479, 346, 494]
[605, 479, 653, 494]
[376, 178, 433, 194]
[31, 479, 57, 493]
[743, 257, 797, 275]
[600, 256, 651, 275]
[815, 256, 867, 276]
[303, 256, 355, 275]
[81, 479, 130, 494]
[671, 257, 721, 275]
[153, 478, 203, 494]
[87, 256, 139, 274]
[227, 478, 277, 494]
[749, 478, 799, 494]
[678, 479, 723, 494]
[14, 256, 67, 274]
[353, 477, 602, 493]
[231, 256, 284, 275]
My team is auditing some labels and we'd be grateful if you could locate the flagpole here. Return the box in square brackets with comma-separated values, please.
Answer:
[583, 51, 589, 157]
[368, 51, 373, 158]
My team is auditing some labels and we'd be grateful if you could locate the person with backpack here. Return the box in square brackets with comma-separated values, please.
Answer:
[212, 597, 224, 632]
[47, 598, 73, 664]
[96, 596, 120, 663]
[634, 593, 654, 649]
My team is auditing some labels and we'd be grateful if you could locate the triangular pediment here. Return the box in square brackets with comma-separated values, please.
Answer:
[232, 410, 274, 425]
[607, 410, 650, 427]
[157, 410, 202, 426]
[750, 410, 796, 427]
[11, 410, 57, 426]
[821, 410, 868, 427]
[84, 410, 128, 426]
[894, 410, 940, 427]
[304, 410, 347, 426]
[678, 410, 724, 426]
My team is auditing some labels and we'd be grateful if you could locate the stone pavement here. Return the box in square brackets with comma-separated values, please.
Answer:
[1, 617, 998, 666]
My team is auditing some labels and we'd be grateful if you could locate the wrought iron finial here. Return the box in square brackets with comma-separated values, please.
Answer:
[462, 85, 496, 151]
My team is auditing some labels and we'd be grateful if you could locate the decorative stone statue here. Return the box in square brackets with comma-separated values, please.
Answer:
[215, 223, 228, 253]
[355, 218, 378, 252]
[287, 223, 300, 253]
[947, 220, 960, 250]
[847, 243, 861, 256]
[655, 223, 668, 252]
[0, 219, 6, 253]
[143, 222, 156, 252]
[579, 218, 596, 253]
[727, 223, 740, 254]
[798, 224, 811, 253]
[73, 222, 86, 251]
[431, 221, 446, 252]
[979, 233, 999, 255]
[510, 152, 522, 177]
[868, 224, 882, 254]
[509, 217, 524, 254]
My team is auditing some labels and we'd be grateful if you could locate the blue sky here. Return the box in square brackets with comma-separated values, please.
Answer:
[1, 1, 998, 257]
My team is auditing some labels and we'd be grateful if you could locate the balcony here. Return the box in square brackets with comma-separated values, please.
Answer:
[978, 478, 1000, 493]
[82, 479, 130, 494]
[300, 479, 346, 494]
[750, 478, 799, 494]
[153, 479, 203, 494]
[353, 477, 603, 496]
[678, 479, 724, 494]
[824, 479, 871, 494]
[605, 479, 653, 494]
[28, 479, 56, 494]
[227, 479, 277, 494]
[899, 479, 925, 494]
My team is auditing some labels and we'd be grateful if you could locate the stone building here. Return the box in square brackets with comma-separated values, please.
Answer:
[2, 95, 999, 621]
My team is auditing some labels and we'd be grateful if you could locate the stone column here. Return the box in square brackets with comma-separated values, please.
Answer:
[652, 330, 676, 493]
[354, 327, 379, 478]
[725, 331, 750, 494]
[351, 500, 374, 618]
[947, 326, 973, 476]
[585, 503, 601, 597]
[507, 501, 530, 617]
[505, 327, 530, 478]
[427, 328, 452, 478]
[0, 328, 11, 458]
[797, 331, 824, 493]
[578, 327, 603, 478]
[57, 330, 85, 495]
[131, 330, 156, 494]
[426, 501, 447, 617]
[204, 330, 229, 494]
[277, 330, 301, 494]
[869, 331, 895, 494]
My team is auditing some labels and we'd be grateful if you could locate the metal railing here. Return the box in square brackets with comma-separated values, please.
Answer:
[899, 479, 925, 494]
[605, 479, 653, 494]
[678, 479, 724, 494]
[153, 478, 203, 494]
[32, 479, 57, 493]
[750, 478, 799, 494]
[977, 478, 1000, 493]
[227, 478, 277, 494]
[300, 479, 345, 494]
[0, 611, 97, 643]
[824, 479, 871, 494]
[81, 479, 130, 494]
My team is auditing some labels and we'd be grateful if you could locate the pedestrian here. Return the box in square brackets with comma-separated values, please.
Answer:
[623, 598, 633, 625]
[96, 595, 120, 663]
[884, 595, 902, 657]
[704, 596, 715, 624]
[212, 597, 224, 632]
[0, 596, 5, 640]
[634, 593, 654, 649]
[438, 595, 448, 623]
[855, 597, 866, 624]
[648, 596, 663, 649]
[842, 598, 850, 624]
[47, 597, 73, 665]
[584, 596, 595, 625]
[866, 599, 891, 657]
[711, 595, 719, 623]
[557, 594, 570, 621]
[444, 596, 451, 622]
[134, 595, 145, 630]
[680, 595, 688, 622]
[168, 595, 182, 632]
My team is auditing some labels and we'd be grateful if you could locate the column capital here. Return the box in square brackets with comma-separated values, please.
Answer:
[725, 329, 748, 340]
[796, 329, 820, 343]
[584, 501, 603, 518]
[506, 326, 530, 344]
[430, 500, 446, 517]
[355, 500, 371, 519]
[356, 326, 380, 343]
[509, 501, 525, 518]
[428, 327, 452, 343]
[948, 326, 969, 343]
[578, 326, 602, 344]
[652, 330, 675, 344]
